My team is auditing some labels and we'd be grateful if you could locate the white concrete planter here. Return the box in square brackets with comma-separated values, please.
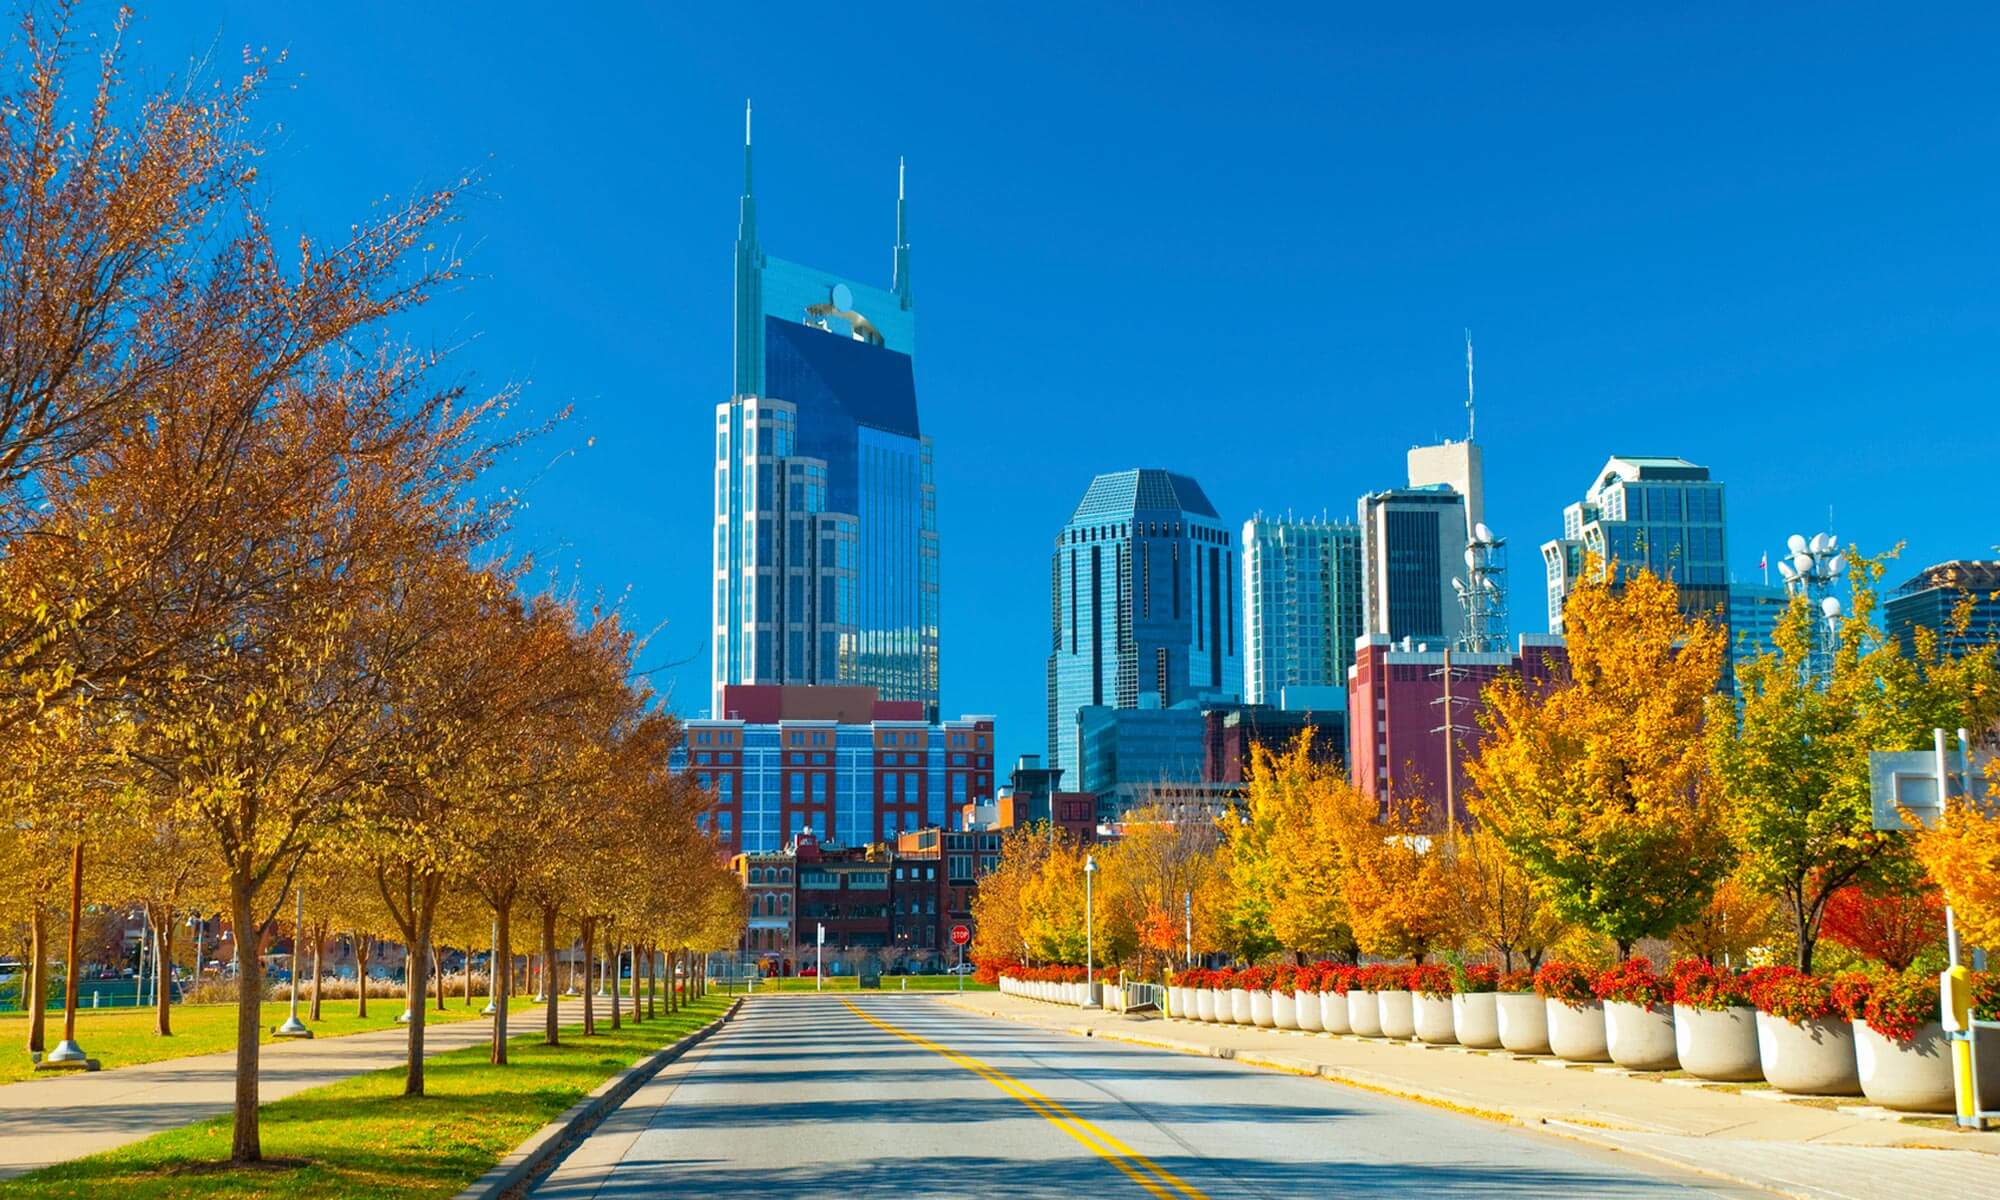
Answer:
[1546, 999, 1610, 1062]
[1412, 994, 1457, 1043]
[1195, 988, 1216, 1022]
[1855, 1020, 1953, 1113]
[1673, 1005, 1762, 1081]
[1378, 989, 1416, 1039]
[1271, 990, 1297, 1030]
[1295, 991, 1323, 1032]
[1348, 990, 1383, 1036]
[1604, 1000, 1677, 1070]
[1209, 988, 1228, 1022]
[1230, 987, 1253, 1025]
[1755, 1012, 1861, 1096]
[1497, 992, 1551, 1054]
[1453, 992, 1502, 1048]
[1250, 989, 1275, 1028]
[1320, 991, 1351, 1034]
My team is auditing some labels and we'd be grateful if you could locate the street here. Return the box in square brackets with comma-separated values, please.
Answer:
[529, 995, 1755, 1198]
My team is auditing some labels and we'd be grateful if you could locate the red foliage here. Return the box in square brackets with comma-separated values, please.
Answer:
[1669, 959, 1749, 1011]
[1271, 964, 1300, 993]
[1749, 967, 1838, 1024]
[1857, 972, 1937, 1043]
[1316, 963, 1356, 993]
[1497, 969, 1537, 993]
[1595, 959, 1669, 1010]
[1534, 961, 1595, 1006]
[1820, 887, 1945, 972]
[1235, 965, 1271, 991]
[1408, 963, 1454, 999]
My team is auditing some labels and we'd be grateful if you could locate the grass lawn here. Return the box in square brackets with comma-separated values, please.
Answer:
[0, 995, 729, 1199]
[0, 998, 492, 1084]
[722, 974, 994, 993]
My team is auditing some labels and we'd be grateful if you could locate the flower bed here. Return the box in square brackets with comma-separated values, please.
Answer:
[1408, 964, 1456, 1043]
[1851, 971, 1952, 1112]
[1596, 959, 1675, 1070]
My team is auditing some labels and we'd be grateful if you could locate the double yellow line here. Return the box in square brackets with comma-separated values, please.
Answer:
[841, 999, 1208, 1200]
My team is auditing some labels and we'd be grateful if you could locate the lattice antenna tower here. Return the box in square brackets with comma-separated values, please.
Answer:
[1454, 522, 1508, 654]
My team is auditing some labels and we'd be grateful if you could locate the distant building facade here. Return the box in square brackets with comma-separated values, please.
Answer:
[1540, 455, 1727, 635]
[1201, 704, 1346, 785]
[1727, 581, 1790, 678]
[1241, 516, 1365, 709]
[1886, 561, 2000, 660]
[1359, 486, 1468, 648]
[1047, 469, 1238, 778]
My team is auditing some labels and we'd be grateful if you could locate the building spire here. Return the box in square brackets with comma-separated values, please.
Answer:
[1464, 328, 1476, 443]
[892, 156, 912, 305]
[743, 99, 753, 194]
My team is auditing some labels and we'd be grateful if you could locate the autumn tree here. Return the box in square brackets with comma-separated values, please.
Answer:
[1913, 781, 2000, 949]
[1337, 792, 1462, 962]
[1669, 873, 1780, 965]
[1468, 568, 1734, 955]
[1100, 797, 1223, 972]
[969, 824, 1057, 972]
[1454, 827, 1562, 971]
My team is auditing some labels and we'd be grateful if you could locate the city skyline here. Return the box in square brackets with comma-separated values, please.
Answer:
[110, 4, 2000, 773]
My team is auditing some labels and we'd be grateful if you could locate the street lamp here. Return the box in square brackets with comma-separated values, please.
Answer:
[1083, 853, 1097, 1007]
[274, 881, 312, 1038]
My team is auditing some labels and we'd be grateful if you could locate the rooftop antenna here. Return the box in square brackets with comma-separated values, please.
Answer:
[1464, 328, 1476, 443]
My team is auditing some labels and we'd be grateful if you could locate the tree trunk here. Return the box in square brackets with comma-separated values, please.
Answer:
[59, 843, 83, 1049]
[579, 917, 597, 1036]
[1793, 895, 1816, 974]
[406, 903, 435, 1097]
[628, 945, 640, 1022]
[434, 946, 445, 1011]
[608, 935, 621, 1031]
[26, 903, 46, 1053]
[154, 917, 175, 1036]
[229, 870, 263, 1163]
[491, 902, 511, 1065]
[354, 932, 371, 1019]
[646, 945, 657, 1018]
[540, 905, 559, 1047]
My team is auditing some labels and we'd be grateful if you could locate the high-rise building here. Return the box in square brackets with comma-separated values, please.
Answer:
[1407, 439, 1485, 534]
[713, 110, 939, 719]
[1540, 455, 1728, 634]
[1241, 516, 1365, 711]
[1885, 561, 2000, 660]
[1359, 486, 1468, 647]
[1047, 469, 1238, 778]
[1728, 581, 1790, 677]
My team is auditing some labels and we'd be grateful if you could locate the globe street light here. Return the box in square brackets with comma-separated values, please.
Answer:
[1083, 853, 1097, 1008]
[274, 881, 312, 1038]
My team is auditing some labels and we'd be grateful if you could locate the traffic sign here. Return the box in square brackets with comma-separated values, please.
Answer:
[950, 924, 970, 946]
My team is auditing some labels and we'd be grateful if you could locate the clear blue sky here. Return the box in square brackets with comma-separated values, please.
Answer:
[122, 3, 2000, 769]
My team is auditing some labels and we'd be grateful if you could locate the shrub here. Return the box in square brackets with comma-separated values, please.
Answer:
[1317, 963, 1355, 993]
[1749, 968, 1838, 1024]
[1453, 963, 1500, 994]
[1408, 963, 1454, 999]
[1534, 960, 1595, 1007]
[1972, 971, 2000, 1022]
[1235, 965, 1270, 991]
[1594, 958, 1668, 1010]
[1856, 971, 1939, 1043]
[1208, 967, 1235, 989]
[1669, 959, 1748, 1011]
[1829, 972, 1873, 1022]
[1272, 964, 1299, 993]
[1357, 963, 1408, 991]
[1497, 968, 1537, 993]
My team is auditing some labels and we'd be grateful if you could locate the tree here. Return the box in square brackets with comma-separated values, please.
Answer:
[1468, 568, 1735, 955]
[1336, 793, 1462, 962]
[1714, 553, 2000, 970]
[1819, 885, 1944, 972]
[1669, 873, 1780, 965]
[970, 825, 1056, 972]
[1244, 735, 1360, 961]
[1099, 797, 1223, 972]
[1913, 786, 2000, 949]
[1454, 827, 1562, 971]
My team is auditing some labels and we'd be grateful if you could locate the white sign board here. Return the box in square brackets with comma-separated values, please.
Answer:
[1870, 749, 1990, 830]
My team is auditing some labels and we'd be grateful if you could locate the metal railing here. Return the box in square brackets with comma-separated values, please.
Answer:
[1121, 980, 1163, 1013]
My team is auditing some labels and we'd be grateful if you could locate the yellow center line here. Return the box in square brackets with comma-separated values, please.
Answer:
[841, 998, 1209, 1200]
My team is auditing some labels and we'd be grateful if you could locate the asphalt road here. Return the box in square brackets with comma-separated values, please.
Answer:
[529, 994, 1761, 1199]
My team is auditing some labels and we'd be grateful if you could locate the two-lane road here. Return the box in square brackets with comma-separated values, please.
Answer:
[530, 994, 1756, 1198]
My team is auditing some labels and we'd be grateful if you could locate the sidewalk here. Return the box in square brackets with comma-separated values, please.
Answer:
[0, 998, 585, 1180]
[946, 991, 2000, 1200]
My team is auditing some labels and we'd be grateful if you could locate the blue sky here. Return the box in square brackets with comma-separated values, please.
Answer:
[121, 3, 2000, 769]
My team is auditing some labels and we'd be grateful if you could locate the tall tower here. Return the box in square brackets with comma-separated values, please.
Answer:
[1538, 455, 1727, 636]
[713, 111, 940, 718]
[1240, 515, 1364, 708]
[1046, 469, 1238, 777]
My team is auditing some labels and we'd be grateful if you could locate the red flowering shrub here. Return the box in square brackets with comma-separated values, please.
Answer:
[1749, 968, 1838, 1024]
[1317, 964, 1356, 994]
[1453, 964, 1500, 994]
[1973, 972, 2000, 1021]
[1820, 886, 1945, 973]
[1856, 972, 1939, 1043]
[1272, 964, 1299, 993]
[1669, 959, 1749, 1011]
[1595, 959, 1668, 1011]
[1497, 969, 1537, 993]
[1829, 972, 1873, 1022]
[1209, 967, 1236, 989]
[1408, 964, 1454, 999]
[1535, 961, 1595, 1006]
[1235, 965, 1270, 991]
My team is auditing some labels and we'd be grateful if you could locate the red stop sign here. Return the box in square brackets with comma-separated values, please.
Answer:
[950, 924, 970, 946]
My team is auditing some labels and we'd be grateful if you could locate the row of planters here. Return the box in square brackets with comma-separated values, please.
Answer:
[1165, 959, 2000, 1114]
[998, 965, 1115, 1007]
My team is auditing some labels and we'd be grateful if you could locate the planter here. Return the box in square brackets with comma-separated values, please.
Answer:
[1348, 990, 1383, 1036]
[1854, 1021, 1953, 1113]
[1497, 992, 1551, 1054]
[1453, 992, 1502, 1049]
[1673, 1005, 1761, 1082]
[1755, 1012, 1861, 1096]
[1295, 990, 1323, 1033]
[1250, 989, 1275, 1028]
[1412, 994, 1457, 1044]
[1546, 998, 1610, 1062]
[1271, 990, 1298, 1030]
[1320, 991, 1350, 1034]
[1230, 988, 1253, 1025]
[1377, 989, 1416, 1039]
[1604, 1000, 1677, 1070]
[1195, 988, 1216, 1022]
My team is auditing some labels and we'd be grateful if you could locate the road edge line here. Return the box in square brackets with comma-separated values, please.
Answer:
[452, 997, 743, 1200]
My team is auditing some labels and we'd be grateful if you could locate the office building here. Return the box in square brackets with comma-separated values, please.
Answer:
[679, 685, 993, 854]
[1047, 469, 1238, 778]
[1540, 455, 1728, 635]
[1241, 516, 1365, 710]
[1359, 486, 1469, 647]
[1407, 439, 1485, 534]
[1728, 581, 1790, 676]
[1073, 700, 1240, 819]
[713, 112, 940, 718]
[1201, 704, 1346, 784]
[1886, 561, 2000, 660]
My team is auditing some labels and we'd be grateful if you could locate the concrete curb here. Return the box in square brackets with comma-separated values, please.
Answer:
[452, 998, 742, 1200]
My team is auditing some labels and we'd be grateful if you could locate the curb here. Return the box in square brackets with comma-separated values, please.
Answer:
[452, 998, 742, 1200]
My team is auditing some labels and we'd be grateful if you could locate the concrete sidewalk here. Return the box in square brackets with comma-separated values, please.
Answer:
[0, 998, 587, 1180]
[946, 991, 2000, 1200]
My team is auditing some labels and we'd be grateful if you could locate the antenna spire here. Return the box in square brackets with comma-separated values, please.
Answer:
[892, 156, 912, 305]
[1464, 328, 1476, 443]
[742, 99, 753, 193]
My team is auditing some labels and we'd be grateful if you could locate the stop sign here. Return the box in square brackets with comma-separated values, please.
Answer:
[950, 924, 970, 946]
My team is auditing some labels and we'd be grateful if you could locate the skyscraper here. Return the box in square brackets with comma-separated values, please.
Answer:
[1540, 455, 1727, 634]
[1727, 580, 1789, 678]
[1885, 561, 2000, 660]
[1046, 469, 1238, 778]
[1241, 515, 1365, 709]
[713, 108, 940, 719]
[1358, 485, 1468, 647]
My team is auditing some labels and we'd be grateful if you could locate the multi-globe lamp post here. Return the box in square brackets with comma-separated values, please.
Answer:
[1777, 531, 1845, 680]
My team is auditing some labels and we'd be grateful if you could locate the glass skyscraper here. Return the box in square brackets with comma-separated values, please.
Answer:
[1241, 516, 1365, 707]
[713, 111, 940, 719]
[1540, 455, 1727, 635]
[1046, 469, 1238, 778]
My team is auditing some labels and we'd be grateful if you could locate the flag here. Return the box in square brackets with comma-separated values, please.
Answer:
[1759, 551, 1767, 570]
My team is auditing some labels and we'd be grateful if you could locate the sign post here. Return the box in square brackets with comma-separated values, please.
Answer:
[815, 922, 824, 992]
[951, 924, 970, 993]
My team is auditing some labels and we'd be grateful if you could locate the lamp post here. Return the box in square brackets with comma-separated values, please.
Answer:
[188, 913, 205, 992]
[274, 880, 312, 1037]
[1084, 853, 1097, 1007]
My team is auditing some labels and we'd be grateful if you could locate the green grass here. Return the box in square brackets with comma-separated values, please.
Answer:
[0, 998, 491, 1084]
[720, 974, 994, 993]
[0, 995, 729, 1199]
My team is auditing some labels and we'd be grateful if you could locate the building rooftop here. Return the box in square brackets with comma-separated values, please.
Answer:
[1894, 561, 2000, 597]
[1069, 469, 1217, 523]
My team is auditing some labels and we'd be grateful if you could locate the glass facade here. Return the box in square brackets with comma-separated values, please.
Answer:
[1241, 517, 1365, 706]
[1046, 470, 1238, 779]
[1540, 456, 1728, 636]
[1359, 487, 1467, 646]
[713, 129, 938, 718]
